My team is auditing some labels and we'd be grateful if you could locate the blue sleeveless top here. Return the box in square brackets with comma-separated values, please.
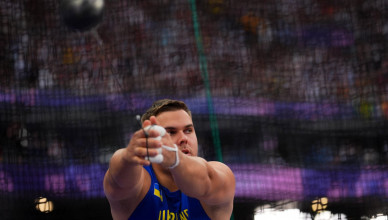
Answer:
[128, 166, 211, 220]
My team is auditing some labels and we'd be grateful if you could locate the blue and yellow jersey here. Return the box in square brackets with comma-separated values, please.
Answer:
[129, 166, 211, 220]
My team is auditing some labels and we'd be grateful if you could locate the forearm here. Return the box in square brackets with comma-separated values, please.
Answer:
[170, 152, 214, 199]
[104, 149, 143, 199]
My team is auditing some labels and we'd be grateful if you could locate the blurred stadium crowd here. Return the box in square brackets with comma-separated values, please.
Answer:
[0, 0, 387, 169]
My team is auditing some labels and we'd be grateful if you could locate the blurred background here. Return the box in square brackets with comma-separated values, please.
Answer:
[0, 0, 388, 219]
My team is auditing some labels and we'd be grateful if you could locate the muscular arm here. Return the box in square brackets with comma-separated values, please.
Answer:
[103, 120, 162, 219]
[103, 148, 146, 201]
[170, 152, 235, 206]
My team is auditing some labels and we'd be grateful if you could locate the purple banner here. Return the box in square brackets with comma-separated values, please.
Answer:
[0, 163, 107, 198]
[1, 163, 388, 201]
[231, 164, 388, 201]
[0, 89, 363, 120]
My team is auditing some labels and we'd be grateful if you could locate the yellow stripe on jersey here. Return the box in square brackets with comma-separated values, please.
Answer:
[154, 183, 163, 202]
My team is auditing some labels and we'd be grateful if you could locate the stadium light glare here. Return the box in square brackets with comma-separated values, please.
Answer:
[254, 207, 311, 220]
[312, 197, 328, 213]
[34, 197, 54, 213]
[371, 214, 388, 220]
[314, 211, 347, 220]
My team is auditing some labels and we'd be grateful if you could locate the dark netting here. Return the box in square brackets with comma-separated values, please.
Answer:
[0, 0, 388, 219]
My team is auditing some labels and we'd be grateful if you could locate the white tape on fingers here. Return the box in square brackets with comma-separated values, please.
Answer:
[146, 148, 162, 163]
[144, 125, 166, 164]
[147, 154, 164, 163]
[144, 125, 166, 137]
[145, 144, 179, 167]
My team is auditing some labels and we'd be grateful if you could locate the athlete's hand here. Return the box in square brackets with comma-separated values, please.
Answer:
[147, 116, 180, 169]
[123, 117, 163, 166]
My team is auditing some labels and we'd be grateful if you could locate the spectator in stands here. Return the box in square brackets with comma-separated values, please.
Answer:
[4, 122, 25, 162]
[103, 99, 235, 220]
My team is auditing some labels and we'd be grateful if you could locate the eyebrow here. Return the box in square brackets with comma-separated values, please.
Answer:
[164, 124, 194, 130]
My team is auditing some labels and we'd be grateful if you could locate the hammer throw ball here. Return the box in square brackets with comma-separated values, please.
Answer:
[60, 0, 104, 31]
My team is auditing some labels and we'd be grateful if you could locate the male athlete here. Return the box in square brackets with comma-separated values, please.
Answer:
[103, 99, 235, 219]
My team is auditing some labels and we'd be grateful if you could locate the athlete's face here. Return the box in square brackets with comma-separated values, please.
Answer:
[156, 110, 198, 156]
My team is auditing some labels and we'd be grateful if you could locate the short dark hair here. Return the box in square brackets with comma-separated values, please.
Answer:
[141, 99, 192, 123]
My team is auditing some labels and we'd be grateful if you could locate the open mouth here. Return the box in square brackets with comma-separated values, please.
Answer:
[182, 149, 190, 155]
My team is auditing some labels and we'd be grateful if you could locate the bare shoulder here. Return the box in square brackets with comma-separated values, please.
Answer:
[205, 160, 235, 198]
[208, 161, 235, 181]
[200, 161, 235, 219]
[104, 165, 151, 220]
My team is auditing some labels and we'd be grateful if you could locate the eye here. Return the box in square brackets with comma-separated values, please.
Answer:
[167, 129, 177, 135]
[184, 128, 193, 134]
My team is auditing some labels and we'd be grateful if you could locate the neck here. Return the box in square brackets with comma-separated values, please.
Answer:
[152, 164, 179, 192]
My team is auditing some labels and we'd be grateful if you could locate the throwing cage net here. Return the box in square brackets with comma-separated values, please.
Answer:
[0, 0, 387, 219]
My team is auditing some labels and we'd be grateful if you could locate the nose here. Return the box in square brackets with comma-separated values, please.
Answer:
[177, 131, 188, 146]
